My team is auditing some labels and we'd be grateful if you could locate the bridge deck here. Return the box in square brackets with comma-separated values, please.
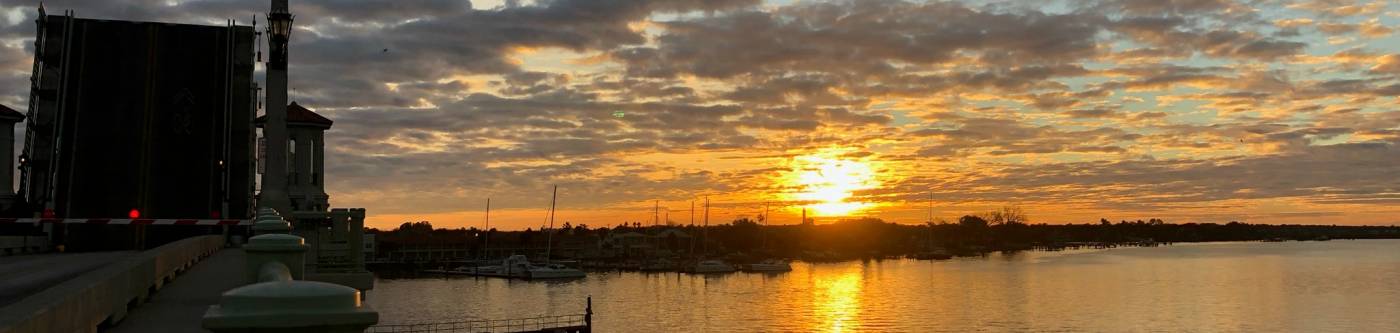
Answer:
[0, 251, 134, 307]
[109, 249, 246, 333]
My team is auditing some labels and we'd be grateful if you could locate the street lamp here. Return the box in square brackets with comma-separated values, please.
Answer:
[266, 11, 294, 70]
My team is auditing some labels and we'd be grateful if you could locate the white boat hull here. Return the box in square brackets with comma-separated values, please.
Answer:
[692, 260, 736, 273]
[745, 263, 792, 272]
[527, 268, 587, 279]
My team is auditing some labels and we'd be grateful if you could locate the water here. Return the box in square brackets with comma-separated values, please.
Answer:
[366, 240, 1400, 332]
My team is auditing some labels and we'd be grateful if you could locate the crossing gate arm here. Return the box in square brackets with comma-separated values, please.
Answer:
[0, 218, 251, 225]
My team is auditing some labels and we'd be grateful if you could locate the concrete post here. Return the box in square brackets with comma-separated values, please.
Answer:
[252, 208, 291, 235]
[243, 233, 307, 284]
[348, 209, 365, 269]
[202, 280, 378, 333]
[204, 203, 378, 332]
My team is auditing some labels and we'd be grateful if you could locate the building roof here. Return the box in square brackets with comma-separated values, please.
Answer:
[255, 102, 333, 128]
[655, 229, 691, 238]
[0, 104, 25, 122]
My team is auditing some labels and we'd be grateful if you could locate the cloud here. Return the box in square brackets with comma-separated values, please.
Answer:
[0, 0, 1396, 226]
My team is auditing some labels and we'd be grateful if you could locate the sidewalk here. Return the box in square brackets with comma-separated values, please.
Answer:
[110, 249, 246, 333]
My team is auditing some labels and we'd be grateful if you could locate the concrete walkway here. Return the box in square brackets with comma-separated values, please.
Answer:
[110, 249, 246, 333]
[0, 251, 134, 307]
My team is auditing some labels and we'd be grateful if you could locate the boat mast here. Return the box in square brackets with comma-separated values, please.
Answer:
[702, 196, 709, 256]
[483, 198, 490, 260]
[927, 192, 933, 248]
[651, 200, 659, 258]
[544, 185, 558, 264]
[927, 191, 933, 223]
[689, 200, 696, 257]
[762, 202, 769, 251]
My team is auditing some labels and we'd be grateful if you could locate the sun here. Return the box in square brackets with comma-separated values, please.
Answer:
[785, 148, 880, 216]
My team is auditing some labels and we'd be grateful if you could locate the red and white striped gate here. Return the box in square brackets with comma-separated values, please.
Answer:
[0, 218, 251, 225]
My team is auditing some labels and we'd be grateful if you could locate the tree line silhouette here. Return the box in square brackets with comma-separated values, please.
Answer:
[367, 209, 1400, 262]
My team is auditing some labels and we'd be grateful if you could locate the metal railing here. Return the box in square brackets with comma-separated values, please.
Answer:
[368, 314, 587, 333]
[369, 296, 592, 333]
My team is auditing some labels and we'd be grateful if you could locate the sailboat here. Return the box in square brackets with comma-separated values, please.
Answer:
[912, 192, 952, 260]
[641, 200, 676, 272]
[428, 198, 504, 276]
[524, 185, 586, 279]
[689, 197, 736, 273]
[744, 202, 791, 272]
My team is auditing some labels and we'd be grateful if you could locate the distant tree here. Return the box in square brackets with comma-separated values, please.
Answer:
[732, 217, 759, 227]
[1000, 206, 1029, 225]
[958, 215, 988, 228]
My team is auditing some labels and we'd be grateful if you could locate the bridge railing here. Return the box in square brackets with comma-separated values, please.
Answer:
[367, 314, 586, 333]
[201, 208, 379, 333]
[366, 296, 592, 333]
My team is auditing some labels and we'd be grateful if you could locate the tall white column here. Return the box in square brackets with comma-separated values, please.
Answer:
[259, 0, 292, 214]
[313, 132, 324, 187]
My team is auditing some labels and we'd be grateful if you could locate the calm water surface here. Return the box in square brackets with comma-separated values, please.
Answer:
[367, 240, 1400, 332]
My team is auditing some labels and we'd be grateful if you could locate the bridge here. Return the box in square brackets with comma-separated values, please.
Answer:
[0, 209, 594, 333]
[0, 209, 596, 331]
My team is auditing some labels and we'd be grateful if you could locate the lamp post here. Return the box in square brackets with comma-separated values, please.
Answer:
[260, 0, 293, 214]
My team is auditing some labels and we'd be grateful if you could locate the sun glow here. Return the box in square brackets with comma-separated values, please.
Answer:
[787, 148, 880, 216]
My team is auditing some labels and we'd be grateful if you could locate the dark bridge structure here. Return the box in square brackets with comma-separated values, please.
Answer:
[0, 1, 600, 332]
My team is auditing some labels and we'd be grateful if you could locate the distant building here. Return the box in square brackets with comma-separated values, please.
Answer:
[600, 229, 693, 258]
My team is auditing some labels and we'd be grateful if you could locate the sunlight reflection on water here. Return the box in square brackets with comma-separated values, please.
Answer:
[368, 240, 1400, 332]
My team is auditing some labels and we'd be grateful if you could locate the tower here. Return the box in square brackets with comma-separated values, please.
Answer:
[255, 102, 331, 212]
[0, 104, 24, 211]
[260, 0, 293, 213]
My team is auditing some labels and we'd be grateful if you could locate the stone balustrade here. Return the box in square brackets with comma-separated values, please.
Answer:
[202, 208, 378, 333]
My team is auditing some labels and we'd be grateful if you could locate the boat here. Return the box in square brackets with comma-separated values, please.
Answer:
[691, 260, 736, 273]
[911, 249, 953, 260]
[528, 185, 586, 279]
[526, 262, 587, 279]
[423, 262, 508, 277]
[503, 254, 585, 279]
[641, 258, 676, 272]
[424, 255, 583, 279]
[743, 259, 791, 272]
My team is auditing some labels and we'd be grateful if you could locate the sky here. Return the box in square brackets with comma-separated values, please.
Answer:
[0, 0, 1398, 229]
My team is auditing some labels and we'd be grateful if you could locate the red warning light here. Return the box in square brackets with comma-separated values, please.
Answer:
[128, 209, 141, 219]
[211, 211, 221, 219]
[42, 209, 54, 218]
